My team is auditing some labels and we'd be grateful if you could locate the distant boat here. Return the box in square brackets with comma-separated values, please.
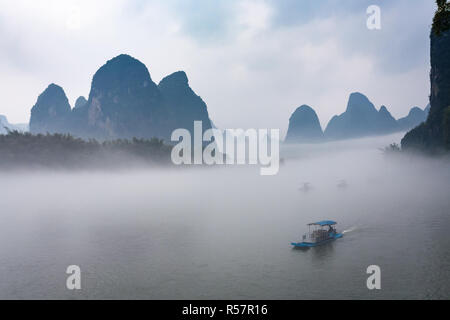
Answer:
[298, 182, 312, 193]
[291, 220, 343, 248]
[337, 180, 348, 189]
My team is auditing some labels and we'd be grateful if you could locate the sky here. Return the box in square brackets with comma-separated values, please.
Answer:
[0, 0, 436, 136]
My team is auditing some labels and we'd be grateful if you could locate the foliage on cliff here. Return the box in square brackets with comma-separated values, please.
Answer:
[433, 0, 450, 35]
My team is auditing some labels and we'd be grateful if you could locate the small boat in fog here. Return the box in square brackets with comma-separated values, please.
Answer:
[298, 182, 312, 193]
[291, 221, 343, 248]
[337, 180, 348, 189]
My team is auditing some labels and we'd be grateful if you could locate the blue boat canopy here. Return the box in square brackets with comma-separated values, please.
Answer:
[308, 220, 337, 226]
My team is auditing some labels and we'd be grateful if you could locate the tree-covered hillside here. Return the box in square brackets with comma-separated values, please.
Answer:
[0, 130, 171, 169]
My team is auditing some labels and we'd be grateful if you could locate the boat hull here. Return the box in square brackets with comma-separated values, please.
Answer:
[291, 233, 343, 248]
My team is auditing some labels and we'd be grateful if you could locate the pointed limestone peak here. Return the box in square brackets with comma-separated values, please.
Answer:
[346, 92, 378, 114]
[90, 54, 159, 99]
[29, 83, 71, 133]
[158, 71, 189, 91]
[285, 105, 324, 143]
[74, 96, 87, 109]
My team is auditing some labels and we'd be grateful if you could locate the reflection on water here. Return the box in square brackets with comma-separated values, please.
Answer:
[0, 133, 449, 299]
[310, 242, 336, 261]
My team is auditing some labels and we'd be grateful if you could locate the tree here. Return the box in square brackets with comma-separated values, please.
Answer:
[433, 0, 450, 35]
[437, 0, 446, 11]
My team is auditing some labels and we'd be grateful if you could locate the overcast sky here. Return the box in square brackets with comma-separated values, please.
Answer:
[0, 0, 436, 136]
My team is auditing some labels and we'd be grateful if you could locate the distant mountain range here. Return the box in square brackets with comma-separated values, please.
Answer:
[0, 54, 431, 146]
[0, 115, 28, 134]
[285, 92, 430, 144]
[29, 54, 212, 141]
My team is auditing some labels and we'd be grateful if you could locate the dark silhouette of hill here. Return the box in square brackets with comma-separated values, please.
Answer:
[377, 105, 399, 133]
[323, 92, 413, 141]
[158, 71, 212, 139]
[29, 54, 212, 142]
[74, 96, 87, 109]
[397, 107, 429, 131]
[29, 84, 71, 134]
[402, 1, 450, 152]
[284, 94, 429, 144]
[285, 105, 323, 143]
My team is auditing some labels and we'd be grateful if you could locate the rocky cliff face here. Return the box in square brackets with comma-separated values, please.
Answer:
[285, 105, 323, 143]
[402, 2, 450, 151]
[29, 84, 71, 134]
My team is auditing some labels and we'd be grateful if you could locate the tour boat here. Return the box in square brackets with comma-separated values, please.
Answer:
[291, 220, 343, 248]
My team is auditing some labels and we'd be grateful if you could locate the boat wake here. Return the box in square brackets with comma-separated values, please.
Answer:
[342, 226, 357, 234]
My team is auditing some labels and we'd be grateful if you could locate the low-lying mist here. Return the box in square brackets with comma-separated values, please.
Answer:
[0, 132, 449, 299]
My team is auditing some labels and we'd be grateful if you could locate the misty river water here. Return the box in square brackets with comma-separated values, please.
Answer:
[0, 133, 449, 299]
